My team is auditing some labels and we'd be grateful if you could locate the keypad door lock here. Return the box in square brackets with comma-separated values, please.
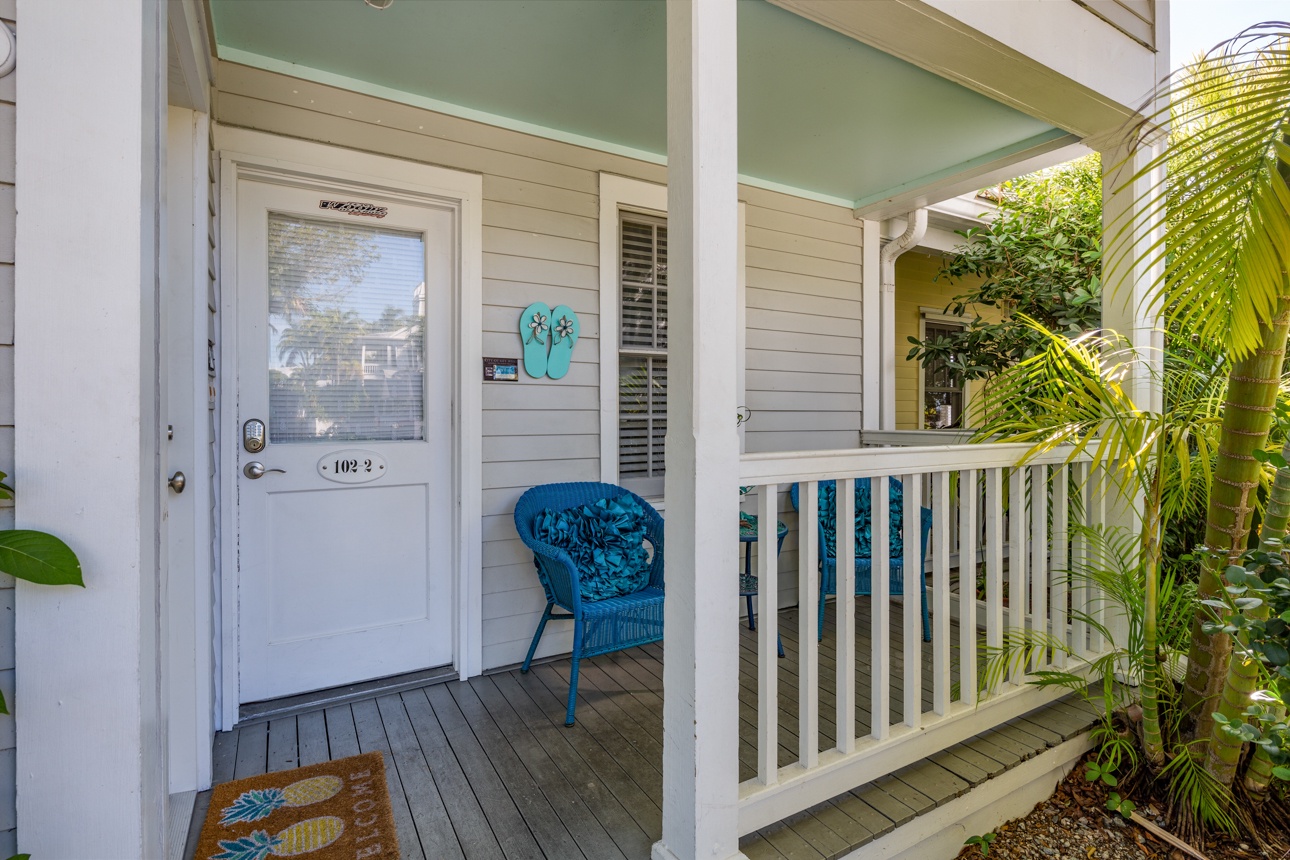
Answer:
[243, 419, 266, 453]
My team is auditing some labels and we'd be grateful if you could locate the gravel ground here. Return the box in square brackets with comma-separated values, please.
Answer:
[955, 753, 1285, 860]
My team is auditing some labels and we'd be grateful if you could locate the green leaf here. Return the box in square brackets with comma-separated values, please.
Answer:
[1273, 765, 1290, 780]
[0, 531, 83, 587]
[6, 854, 31, 860]
[1264, 642, 1290, 666]
[1102, 772, 1118, 787]
[0, 689, 7, 716]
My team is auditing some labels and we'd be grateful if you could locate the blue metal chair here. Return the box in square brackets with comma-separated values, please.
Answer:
[790, 480, 932, 643]
[514, 482, 665, 726]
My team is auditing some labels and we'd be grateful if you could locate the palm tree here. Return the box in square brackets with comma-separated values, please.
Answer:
[1110, 25, 1290, 781]
[974, 319, 1230, 766]
[975, 26, 1290, 810]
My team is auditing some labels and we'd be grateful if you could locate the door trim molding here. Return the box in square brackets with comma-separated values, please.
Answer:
[215, 126, 483, 729]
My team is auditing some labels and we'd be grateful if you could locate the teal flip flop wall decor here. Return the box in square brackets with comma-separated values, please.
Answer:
[519, 301, 551, 378]
[546, 306, 579, 380]
[518, 303, 580, 379]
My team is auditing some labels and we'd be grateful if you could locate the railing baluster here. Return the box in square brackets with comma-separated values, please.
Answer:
[1071, 461, 1090, 659]
[985, 468, 1004, 696]
[836, 478, 856, 754]
[1030, 464, 1049, 671]
[871, 476, 890, 740]
[932, 471, 951, 716]
[1008, 467, 1028, 687]
[799, 480, 820, 769]
[1051, 465, 1070, 669]
[959, 469, 979, 706]
[1087, 463, 1106, 654]
[903, 473, 922, 728]
[735, 445, 1110, 829]
[756, 482, 779, 786]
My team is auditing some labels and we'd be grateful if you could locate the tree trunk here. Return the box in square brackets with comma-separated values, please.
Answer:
[1184, 299, 1290, 755]
[1142, 464, 1166, 766]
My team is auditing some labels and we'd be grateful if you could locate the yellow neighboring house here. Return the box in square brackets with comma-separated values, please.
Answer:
[894, 250, 1001, 431]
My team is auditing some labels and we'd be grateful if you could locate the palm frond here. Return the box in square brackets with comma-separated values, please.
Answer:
[1107, 24, 1290, 360]
[979, 627, 1075, 696]
[1161, 742, 1240, 834]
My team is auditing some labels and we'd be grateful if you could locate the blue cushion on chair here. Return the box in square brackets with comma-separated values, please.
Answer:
[817, 479, 906, 559]
[533, 495, 652, 601]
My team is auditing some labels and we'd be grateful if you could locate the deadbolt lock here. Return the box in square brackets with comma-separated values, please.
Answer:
[243, 419, 266, 453]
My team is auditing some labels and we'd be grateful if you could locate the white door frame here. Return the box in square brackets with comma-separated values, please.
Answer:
[215, 127, 483, 729]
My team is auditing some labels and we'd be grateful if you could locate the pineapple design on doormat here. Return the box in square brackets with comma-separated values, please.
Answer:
[212, 776, 347, 859]
[211, 816, 345, 860]
[197, 751, 398, 860]
[220, 776, 344, 824]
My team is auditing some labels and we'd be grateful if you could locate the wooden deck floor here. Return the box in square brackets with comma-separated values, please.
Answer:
[187, 603, 1100, 860]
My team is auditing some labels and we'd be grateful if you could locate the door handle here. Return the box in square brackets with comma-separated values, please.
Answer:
[168, 471, 186, 494]
[243, 462, 287, 480]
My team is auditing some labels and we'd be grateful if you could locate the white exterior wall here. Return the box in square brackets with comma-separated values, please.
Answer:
[214, 60, 865, 671]
[0, 1, 15, 853]
[14, 0, 168, 855]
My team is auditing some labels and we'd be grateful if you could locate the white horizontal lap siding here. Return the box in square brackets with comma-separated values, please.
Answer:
[743, 200, 863, 610]
[1072, 0, 1155, 50]
[214, 61, 869, 669]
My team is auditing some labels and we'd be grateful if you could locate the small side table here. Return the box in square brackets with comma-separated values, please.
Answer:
[739, 511, 787, 658]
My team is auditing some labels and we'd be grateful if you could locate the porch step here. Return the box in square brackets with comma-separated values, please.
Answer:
[738, 694, 1101, 860]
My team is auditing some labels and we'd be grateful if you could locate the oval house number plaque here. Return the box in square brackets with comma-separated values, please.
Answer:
[318, 449, 387, 484]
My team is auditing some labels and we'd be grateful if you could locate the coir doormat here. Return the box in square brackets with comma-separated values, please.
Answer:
[196, 750, 399, 860]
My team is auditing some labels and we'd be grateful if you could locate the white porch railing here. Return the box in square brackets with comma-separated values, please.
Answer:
[736, 441, 1113, 834]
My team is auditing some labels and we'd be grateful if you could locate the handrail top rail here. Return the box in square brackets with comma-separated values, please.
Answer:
[739, 439, 1093, 484]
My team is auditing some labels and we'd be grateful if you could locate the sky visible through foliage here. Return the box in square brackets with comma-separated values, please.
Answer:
[1171, 1, 1289, 64]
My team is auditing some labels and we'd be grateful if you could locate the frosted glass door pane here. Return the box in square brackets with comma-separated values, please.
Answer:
[268, 214, 427, 443]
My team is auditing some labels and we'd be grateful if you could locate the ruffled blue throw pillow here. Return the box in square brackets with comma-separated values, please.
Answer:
[533, 494, 652, 602]
[817, 479, 905, 560]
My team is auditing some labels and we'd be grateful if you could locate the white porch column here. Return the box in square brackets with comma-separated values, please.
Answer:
[14, 1, 167, 856]
[656, 1, 746, 859]
[1099, 138, 1166, 651]
[1101, 141, 1165, 415]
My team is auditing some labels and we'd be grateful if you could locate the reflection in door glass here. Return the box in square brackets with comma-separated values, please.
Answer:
[267, 213, 426, 443]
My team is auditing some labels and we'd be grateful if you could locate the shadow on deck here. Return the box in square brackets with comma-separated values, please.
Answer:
[188, 602, 1100, 860]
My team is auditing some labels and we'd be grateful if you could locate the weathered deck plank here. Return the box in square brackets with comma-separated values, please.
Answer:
[447, 680, 588, 859]
[266, 717, 298, 774]
[296, 709, 330, 767]
[350, 698, 432, 860]
[190, 603, 1099, 860]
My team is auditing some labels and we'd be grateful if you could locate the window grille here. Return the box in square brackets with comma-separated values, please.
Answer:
[922, 319, 965, 429]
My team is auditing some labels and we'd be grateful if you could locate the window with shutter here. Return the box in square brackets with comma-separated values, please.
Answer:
[618, 214, 668, 497]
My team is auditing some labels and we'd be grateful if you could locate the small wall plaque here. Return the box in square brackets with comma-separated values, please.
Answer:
[483, 357, 518, 382]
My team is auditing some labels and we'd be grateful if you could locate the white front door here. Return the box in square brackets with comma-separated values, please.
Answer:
[235, 176, 456, 703]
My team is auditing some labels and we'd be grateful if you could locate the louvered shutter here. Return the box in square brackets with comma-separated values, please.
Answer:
[618, 214, 667, 497]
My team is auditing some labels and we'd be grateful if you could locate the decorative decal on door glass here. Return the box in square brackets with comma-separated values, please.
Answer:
[317, 449, 387, 484]
[318, 200, 388, 218]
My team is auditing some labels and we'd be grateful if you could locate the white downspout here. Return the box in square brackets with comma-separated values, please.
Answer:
[878, 209, 927, 431]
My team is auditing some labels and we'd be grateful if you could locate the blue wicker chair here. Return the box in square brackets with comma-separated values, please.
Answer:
[514, 482, 665, 726]
[790, 480, 932, 643]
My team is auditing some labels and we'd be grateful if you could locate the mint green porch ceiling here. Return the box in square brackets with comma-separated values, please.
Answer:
[209, 0, 1068, 207]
